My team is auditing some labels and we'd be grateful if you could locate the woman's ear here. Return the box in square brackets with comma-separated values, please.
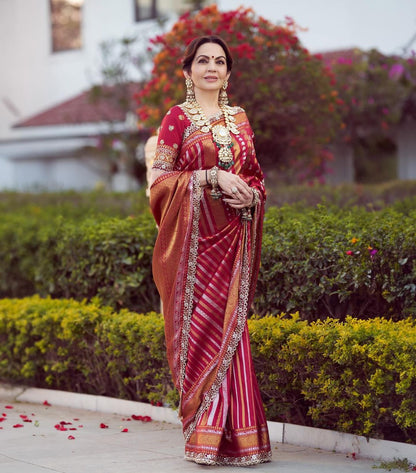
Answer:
[183, 70, 191, 80]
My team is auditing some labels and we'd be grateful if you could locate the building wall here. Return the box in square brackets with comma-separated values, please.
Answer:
[398, 117, 416, 180]
[0, 0, 188, 141]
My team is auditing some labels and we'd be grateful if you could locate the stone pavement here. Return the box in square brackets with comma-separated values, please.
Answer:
[0, 398, 389, 473]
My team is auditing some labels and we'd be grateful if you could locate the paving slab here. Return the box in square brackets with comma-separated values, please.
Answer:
[0, 397, 391, 473]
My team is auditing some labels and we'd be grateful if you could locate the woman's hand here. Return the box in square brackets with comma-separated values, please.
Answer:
[217, 170, 253, 208]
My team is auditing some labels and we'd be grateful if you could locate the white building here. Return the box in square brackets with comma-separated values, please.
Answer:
[0, 0, 203, 191]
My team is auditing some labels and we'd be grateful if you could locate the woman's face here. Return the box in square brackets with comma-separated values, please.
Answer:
[187, 42, 230, 95]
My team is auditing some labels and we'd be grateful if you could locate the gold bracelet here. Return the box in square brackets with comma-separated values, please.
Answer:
[250, 188, 260, 207]
[209, 166, 222, 199]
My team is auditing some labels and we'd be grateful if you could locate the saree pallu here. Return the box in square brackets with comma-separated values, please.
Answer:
[150, 104, 271, 466]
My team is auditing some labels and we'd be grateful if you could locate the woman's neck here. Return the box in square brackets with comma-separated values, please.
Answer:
[193, 90, 221, 116]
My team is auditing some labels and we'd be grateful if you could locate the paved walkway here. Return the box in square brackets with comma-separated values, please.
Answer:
[0, 397, 389, 473]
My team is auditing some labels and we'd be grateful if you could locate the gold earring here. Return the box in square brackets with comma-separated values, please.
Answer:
[219, 79, 229, 106]
[185, 77, 195, 103]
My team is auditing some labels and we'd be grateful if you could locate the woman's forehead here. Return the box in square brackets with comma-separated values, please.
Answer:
[195, 42, 226, 58]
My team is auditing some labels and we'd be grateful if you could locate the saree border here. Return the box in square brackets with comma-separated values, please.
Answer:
[178, 172, 203, 399]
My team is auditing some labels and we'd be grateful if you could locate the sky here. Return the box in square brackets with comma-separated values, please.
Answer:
[218, 0, 416, 56]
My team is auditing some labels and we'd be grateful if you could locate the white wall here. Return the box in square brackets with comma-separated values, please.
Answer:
[0, 0, 179, 140]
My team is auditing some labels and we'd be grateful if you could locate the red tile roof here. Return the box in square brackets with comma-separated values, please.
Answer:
[14, 82, 140, 128]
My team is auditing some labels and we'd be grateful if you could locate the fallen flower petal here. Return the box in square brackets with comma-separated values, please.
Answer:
[5, 405, 13, 409]
[20, 415, 28, 419]
[143, 416, 152, 422]
[67, 435, 75, 440]
[78, 425, 84, 428]
[73, 418, 80, 421]
[23, 419, 32, 423]
[132, 415, 143, 421]
[121, 428, 129, 433]
[13, 424, 24, 428]
[0, 418, 6, 422]
[43, 400, 51, 406]
[100, 423, 109, 429]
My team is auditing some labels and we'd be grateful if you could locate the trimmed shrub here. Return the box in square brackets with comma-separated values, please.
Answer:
[1, 296, 416, 443]
[0, 213, 159, 313]
[0, 296, 175, 405]
[249, 314, 416, 443]
[1, 192, 415, 320]
[255, 204, 416, 320]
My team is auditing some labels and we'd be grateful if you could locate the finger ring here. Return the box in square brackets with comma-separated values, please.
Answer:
[231, 186, 238, 194]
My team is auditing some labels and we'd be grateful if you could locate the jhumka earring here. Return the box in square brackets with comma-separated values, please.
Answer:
[219, 79, 229, 106]
[185, 77, 195, 103]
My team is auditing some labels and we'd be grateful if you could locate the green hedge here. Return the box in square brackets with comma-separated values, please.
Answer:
[0, 213, 159, 314]
[0, 296, 175, 406]
[255, 204, 416, 321]
[1, 198, 415, 321]
[1, 296, 416, 443]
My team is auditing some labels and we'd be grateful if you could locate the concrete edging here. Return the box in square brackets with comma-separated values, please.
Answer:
[1, 384, 415, 463]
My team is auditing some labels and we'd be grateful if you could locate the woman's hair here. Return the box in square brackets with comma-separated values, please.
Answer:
[182, 35, 233, 73]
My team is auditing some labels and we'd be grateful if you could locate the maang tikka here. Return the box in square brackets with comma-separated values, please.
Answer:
[219, 79, 229, 106]
[185, 77, 195, 102]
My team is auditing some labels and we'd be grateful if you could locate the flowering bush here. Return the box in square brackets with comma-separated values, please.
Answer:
[135, 5, 341, 182]
[326, 48, 416, 145]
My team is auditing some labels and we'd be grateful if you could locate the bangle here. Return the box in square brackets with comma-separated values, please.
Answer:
[250, 188, 260, 207]
[205, 169, 209, 185]
[209, 166, 222, 199]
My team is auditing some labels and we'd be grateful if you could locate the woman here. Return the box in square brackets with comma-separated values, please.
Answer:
[149, 35, 271, 466]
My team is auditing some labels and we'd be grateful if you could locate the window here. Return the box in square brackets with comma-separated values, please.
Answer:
[134, 0, 157, 22]
[50, 0, 83, 52]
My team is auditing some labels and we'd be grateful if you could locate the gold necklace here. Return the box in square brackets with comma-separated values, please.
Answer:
[183, 100, 239, 169]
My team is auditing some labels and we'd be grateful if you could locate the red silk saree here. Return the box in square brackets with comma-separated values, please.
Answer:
[150, 104, 271, 466]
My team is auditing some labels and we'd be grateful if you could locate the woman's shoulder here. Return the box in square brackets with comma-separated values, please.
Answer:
[161, 104, 190, 124]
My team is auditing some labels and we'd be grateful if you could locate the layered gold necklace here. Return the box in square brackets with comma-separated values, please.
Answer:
[183, 100, 239, 169]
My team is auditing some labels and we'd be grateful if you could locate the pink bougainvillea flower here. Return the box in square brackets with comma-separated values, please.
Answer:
[13, 424, 24, 428]
[351, 452, 357, 460]
[132, 415, 143, 421]
[43, 400, 51, 406]
[100, 423, 109, 429]
[143, 416, 152, 422]
[20, 414, 28, 419]
[23, 419, 32, 423]
[73, 418, 80, 421]
[67, 435, 76, 440]
[121, 428, 129, 433]
[0, 417, 6, 422]
[346, 250, 353, 255]
[5, 405, 13, 409]
[389, 63, 405, 80]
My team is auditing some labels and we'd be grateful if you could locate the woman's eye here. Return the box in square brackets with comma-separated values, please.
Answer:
[217, 60, 225, 65]
[198, 59, 207, 63]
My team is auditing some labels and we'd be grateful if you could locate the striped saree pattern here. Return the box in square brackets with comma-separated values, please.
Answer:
[150, 104, 271, 466]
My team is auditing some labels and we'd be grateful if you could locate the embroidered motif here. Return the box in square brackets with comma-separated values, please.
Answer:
[152, 143, 178, 171]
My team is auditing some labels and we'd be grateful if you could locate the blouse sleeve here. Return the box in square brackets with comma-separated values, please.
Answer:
[152, 107, 184, 172]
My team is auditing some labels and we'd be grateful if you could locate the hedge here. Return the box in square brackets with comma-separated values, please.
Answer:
[0, 212, 159, 314]
[1, 203, 415, 321]
[0, 296, 175, 406]
[1, 296, 416, 443]
[256, 204, 416, 321]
